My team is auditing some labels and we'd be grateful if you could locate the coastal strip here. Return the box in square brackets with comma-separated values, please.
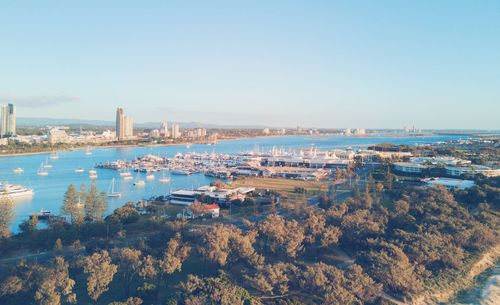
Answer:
[411, 244, 500, 305]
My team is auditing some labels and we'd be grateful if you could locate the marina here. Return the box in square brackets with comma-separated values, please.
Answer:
[0, 134, 466, 233]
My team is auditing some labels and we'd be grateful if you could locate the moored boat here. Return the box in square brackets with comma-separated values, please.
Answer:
[0, 183, 34, 198]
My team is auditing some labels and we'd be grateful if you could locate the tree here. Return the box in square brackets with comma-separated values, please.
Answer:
[61, 184, 82, 224]
[82, 250, 118, 301]
[0, 196, 14, 238]
[53, 238, 63, 255]
[19, 216, 38, 235]
[34, 257, 76, 305]
[160, 233, 191, 275]
[112, 247, 142, 297]
[84, 183, 108, 222]
[258, 215, 305, 258]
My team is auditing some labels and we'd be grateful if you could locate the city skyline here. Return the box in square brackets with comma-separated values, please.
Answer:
[1, 1, 499, 129]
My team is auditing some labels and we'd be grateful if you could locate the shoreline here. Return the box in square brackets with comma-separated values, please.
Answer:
[410, 244, 500, 305]
[0, 132, 455, 158]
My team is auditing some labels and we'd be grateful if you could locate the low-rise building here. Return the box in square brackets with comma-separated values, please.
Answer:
[393, 162, 428, 174]
[423, 177, 475, 190]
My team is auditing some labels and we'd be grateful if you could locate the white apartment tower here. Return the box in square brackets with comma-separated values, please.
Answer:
[116, 107, 133, 140]
[1, 104, 16, 137]
[116, 107, 125, 140]
[161, 121, 170, 138]
[125, 116, 133, 138]
[171, 123, 181, 139]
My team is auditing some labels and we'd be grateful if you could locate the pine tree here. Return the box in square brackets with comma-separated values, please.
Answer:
[0, 196, 14, 238]
[61, 184, 81, 224]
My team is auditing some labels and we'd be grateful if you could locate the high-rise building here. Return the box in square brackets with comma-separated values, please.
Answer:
[116, 107, 125, 140]
[1, 103, 16, 137]
[161, 121, 170, 138]
[171, 123, 181, 139]
[125, 116, 133, 138]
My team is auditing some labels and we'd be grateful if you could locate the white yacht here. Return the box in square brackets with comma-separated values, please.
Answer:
[0, 183, 34, 199]
[133, 175, 145, 187]
[12, 167, 24, 174]
[88, 169, 97, 175]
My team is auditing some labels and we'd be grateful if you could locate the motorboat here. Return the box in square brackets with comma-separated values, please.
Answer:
[12, 167, 24, 174]
[0, 183, 34, 198]
[30, 209, 52, 220]
[171, 169, 192, 175]
[133, 175, 145, 186]
[74, 168, 85, 173]
[88, 169, 97, 175]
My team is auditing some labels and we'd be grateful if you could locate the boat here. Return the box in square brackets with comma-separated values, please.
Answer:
[37, 163, 49, 176]
[122, 175, 133, 180]
[30, 209, 52, 220]
[146, 173, 155, 181]
[74, 168, 85, 173]
[89, 174, 98, 179]
[50, 153, 59, 160]
[43, 157, 52, 168]
[133, 175, 145, 186]
[0, 183, 34, 198]
[12, 167, 24, 174]
[88, 169, 97, 175]
[107, 178, 121, 198]
[120, 171, 132, 177]
[159, 171, 171, 183]
[85, 148, 92, 155]
[171, 169, 192, 175]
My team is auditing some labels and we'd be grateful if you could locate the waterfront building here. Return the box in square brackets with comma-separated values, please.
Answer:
[1, 103, 16, 137]
[196, 128, 207, 138]
[47, 127, 70, 144]
[116, 107, 133, 140]
[171, 123, 181, 139]
[262, 128, 270, 135]
[354, 128, 366, 135]
[125, 116, 133, 138]
[150, 129, 160, 138]
[344, 128, 352, 136]
[116, 107, 125, 140]
[161, 121, 170, 138]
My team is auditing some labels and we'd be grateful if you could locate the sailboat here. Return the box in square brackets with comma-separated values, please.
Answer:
[43, 157, 53, 168]
[146, 173, 155, 181]
[107, 178, 121, 197]
[37, 163, 49, 176]
[133, 174, 145, 187]
[85, 147, 92, 155]
[159, 171, 171, 183]
[50, 152, 59, 160]
[74, 168, 85, 173]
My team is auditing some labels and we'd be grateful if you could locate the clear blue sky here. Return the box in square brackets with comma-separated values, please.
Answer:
[0, 1, 499, 129]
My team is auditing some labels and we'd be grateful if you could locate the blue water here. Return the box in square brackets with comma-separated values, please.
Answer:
[0, 134, 464, 232]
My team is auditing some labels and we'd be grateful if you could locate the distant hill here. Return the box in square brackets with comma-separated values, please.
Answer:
[16, 117, 269, 129]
